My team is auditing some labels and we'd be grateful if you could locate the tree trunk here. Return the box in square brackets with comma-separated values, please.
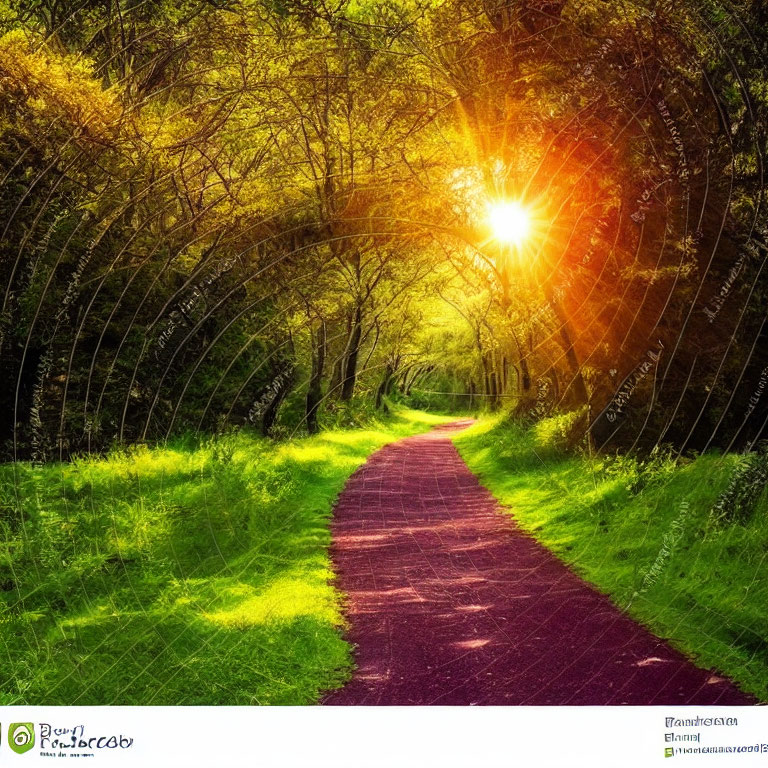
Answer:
[305, 320, 326, 434]
[340, 303, 362, 401]
[510, 327, 531, 392]
[519, 356, 531, 391]
[375, 362, 394, 410]
[489, 370, 499, 409]
[546, 290, 588, 406]
[558, 322, 589, 405]
[404, 365, 425, 396]
[261, 368, 294, 437]
[410, 365, 433, 394]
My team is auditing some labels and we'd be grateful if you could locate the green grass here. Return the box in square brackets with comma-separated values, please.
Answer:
[0, 407, 452, 705]
[453, 414, 768, 702]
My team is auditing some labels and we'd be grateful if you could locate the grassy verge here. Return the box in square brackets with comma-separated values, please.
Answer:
[0, 407, 452, 705]
[453, 414, 768, 702]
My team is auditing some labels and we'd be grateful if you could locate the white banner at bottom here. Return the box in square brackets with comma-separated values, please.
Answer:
[0, 705, 765, 767]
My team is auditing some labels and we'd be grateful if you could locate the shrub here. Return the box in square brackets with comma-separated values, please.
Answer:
[533, 407, 589, 455]
[710, 445, 768, 525]
[600, 444, 679, 494]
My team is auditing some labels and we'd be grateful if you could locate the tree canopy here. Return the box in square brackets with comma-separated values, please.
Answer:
[1, 0, 766, 460]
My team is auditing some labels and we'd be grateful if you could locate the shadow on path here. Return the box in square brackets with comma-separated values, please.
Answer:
[323, 420, 754, 705]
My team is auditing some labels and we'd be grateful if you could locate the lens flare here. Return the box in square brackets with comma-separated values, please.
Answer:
[488, 201, 531, 247]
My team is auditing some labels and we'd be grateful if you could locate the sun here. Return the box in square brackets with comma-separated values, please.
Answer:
[488, 200, 532, 247]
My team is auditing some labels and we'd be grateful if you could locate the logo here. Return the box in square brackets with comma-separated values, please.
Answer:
[39, 723, 134, 753]
[9, 723, 35, 754]
[665, 747, 674, 758]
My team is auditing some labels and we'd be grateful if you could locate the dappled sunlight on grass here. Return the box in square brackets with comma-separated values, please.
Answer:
[202, 572, 341, 629]
[0, 406, 454, 705]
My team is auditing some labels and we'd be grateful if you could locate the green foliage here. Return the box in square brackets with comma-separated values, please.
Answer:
[710, 446, 768, 526]
[2, 0, 767, 457]
[0, 407, 451, 704]
[598, 444, 680, 494]
[531, 406, 588, 456]
[318, 398, 382, 432]
[404, 389, 474, 413]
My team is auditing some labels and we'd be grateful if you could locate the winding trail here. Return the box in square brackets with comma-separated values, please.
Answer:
[323, 420, 753, 705]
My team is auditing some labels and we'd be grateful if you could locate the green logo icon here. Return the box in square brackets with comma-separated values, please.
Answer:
[664, 747, 674, 758]
[9, 723, 35, 754]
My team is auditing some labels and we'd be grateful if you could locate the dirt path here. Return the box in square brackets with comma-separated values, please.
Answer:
[323, 420, 753, 705]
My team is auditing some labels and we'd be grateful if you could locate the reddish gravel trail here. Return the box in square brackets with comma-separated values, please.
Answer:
[323, 420, 753, 706]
